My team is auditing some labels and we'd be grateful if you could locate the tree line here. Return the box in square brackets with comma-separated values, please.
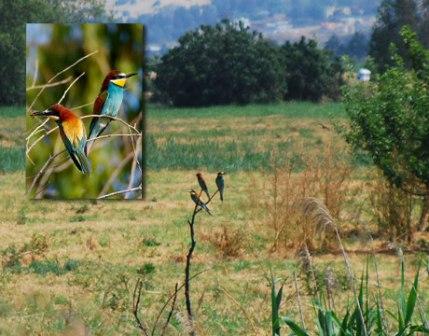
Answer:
[151, 20, 344, 107]
[1, 0, 428, 106]
[151, 0, 429, 107]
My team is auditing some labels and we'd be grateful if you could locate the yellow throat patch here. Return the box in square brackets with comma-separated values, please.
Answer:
[111, 78, 126, 87]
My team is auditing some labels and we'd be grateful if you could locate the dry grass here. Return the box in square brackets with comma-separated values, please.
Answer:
[0, 103, 428, 335]
[253, 135, 354, 253]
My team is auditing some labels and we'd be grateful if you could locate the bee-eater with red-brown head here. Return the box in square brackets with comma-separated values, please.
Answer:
[196, 172, 210, 199]
[190, 189, 212, 215]
[31, 104, 91, 174]
[87, 70, 137, 149]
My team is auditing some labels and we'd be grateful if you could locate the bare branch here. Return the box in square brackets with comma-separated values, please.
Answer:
[97, 185, 142, 200]
[97, 151, 135, 197]
[27, 50, 98, 113]
[81, 114, 141, 134]
[151, 269, 208, 336]
[160, 283, 179, 336]
[71, 101, 94, 110]
[184, 203, 198, 336]
[125, 135, 142, 199]
[132, 278, 150, 336]
[31, 59, 39, 87]
[27, 116, 141, 158]
[58, 72, 85, 104]
[27, 69, 87, 162]
[28, 150, 65, 196]
[26, 76, 72, 91]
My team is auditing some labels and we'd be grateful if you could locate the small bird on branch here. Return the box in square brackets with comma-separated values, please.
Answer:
[215, 171, 225, 202]
[87, 70, 137, 149]
[196, 172, 210, 199]
[190, 189, 212, 215]
[31, 104, 91, 174]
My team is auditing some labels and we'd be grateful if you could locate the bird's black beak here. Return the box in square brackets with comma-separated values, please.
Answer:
[126, 72, 137, 78]
[30, 109, 55, 117]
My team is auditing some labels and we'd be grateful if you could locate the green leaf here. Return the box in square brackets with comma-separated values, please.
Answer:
[404, 264, 420, 326]
[284, 317, 310, 336]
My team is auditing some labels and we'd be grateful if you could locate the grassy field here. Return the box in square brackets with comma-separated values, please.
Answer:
[0, 104, 428, 335]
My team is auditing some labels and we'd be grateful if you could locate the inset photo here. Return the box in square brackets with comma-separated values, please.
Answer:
[26, 23, 144, 200]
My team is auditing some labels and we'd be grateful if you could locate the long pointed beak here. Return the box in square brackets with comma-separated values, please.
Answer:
[31, 109, 53, 117]
[125, 72, 137, 78]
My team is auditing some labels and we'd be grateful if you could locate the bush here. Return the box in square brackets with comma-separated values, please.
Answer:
[204, 225, 246, 258]
[155, 20, 286, 106]
[280, 37, 344, 101]
[343, 27, 429, 233]
[369, 173, 417, 242]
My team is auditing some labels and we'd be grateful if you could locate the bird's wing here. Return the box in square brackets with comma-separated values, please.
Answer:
[89, 90, 109, 139]
[93, 89, 109, 115]
[76, 137, 91, 174]
[59, 126, 83, 172]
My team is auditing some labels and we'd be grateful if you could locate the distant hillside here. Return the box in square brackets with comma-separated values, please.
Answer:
[107, 0, 381, 54]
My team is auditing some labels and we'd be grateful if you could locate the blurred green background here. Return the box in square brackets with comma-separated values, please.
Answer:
[26, 24, 144, 199]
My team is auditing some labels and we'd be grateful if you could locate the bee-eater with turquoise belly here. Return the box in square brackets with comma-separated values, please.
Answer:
[87, 70, 137, 149]
[31, 104, 91, 174]
[215, 171, 225, 202]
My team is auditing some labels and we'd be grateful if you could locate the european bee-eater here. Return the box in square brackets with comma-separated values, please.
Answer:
[87, 70, 137, 146]
[196, 172, 210, 199]
[190, 189, 212, 215]
[31, 104, 91, 174]
[215, 171, 225, 202]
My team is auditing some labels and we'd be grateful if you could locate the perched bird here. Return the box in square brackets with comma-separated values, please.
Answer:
[31, 104, 91, 174]
[190, 189, 212, 215]
[215, 171, 225, 202]
[196, 172, 210, 199]
[87, 70, 137, 148]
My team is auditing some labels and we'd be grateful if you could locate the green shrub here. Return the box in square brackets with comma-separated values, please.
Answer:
[29, 260, 63, 276]
[137, 263, 156, 276]
[282, 260, 429, 335]
[63, 259, 79, 272]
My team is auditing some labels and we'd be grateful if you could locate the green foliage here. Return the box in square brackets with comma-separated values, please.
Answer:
[98, 233, 111, 247]
[325, 33, 369, 61]
[142, 237, 161, 247]
[284, 261, 429, 335]
[270, 273, 284, 336]
[146, 102, 347, 172]
[0, 0, 106, 105]
[29, 259, 79, 276]
[343, 30, 429, 197]
[280, 37, 344, 101]
[0, 146, 24, 172]
[155, 20, 286, 106]
[29, 260, 63, 276]
[137, 262, 156, 276]
[63, 259, 80, 272]
[368, 0, 429, 73]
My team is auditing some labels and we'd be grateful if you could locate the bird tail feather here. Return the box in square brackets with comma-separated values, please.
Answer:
[87, 120, 110, 153]
[75, 150, 91, 174]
